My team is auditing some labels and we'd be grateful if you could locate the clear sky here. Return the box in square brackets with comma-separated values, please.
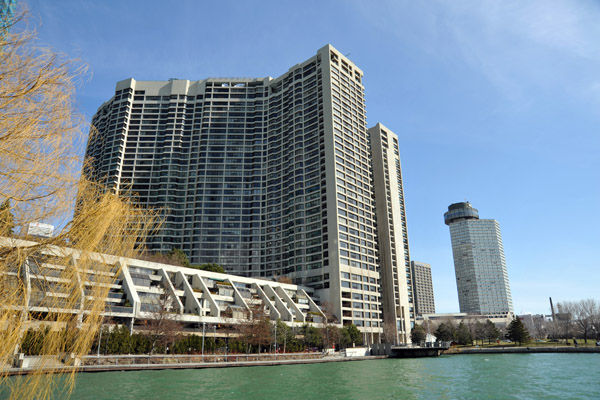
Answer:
[23, 0, 600, 315]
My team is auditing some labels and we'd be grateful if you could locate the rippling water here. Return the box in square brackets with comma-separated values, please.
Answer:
[55, 354, 600, 399]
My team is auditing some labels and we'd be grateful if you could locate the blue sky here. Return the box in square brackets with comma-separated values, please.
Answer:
[23, 0, 600, 314]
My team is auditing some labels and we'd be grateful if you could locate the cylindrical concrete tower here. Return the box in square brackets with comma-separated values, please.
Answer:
[444, 201, 514, 316]
[444, 202, 479, 225]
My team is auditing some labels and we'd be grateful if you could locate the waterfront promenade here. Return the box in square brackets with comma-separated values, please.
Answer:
[6, 345, 599, 376]
[5, 352, 386, 376]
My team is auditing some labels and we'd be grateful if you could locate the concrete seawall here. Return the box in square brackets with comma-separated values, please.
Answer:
[6, 347, 598, 375]
[455, 346, 600, 355]
[5, 355, 387, 376]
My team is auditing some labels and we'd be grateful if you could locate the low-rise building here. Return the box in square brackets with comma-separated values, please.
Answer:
[1, 237, 326, 335]
[416, 312, 513, 329]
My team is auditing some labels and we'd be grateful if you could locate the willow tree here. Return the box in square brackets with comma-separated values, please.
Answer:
[0, 10, 157, 400]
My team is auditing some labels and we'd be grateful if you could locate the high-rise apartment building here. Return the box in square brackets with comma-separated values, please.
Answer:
[1, 0, 17, 28]
[410, 261, 435, 315]
[85, 45, 412, 342]
[444, 202, 514, 316]
[369, 123, 413, 342]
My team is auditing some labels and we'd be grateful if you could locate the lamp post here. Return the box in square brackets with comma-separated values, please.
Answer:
[213, 325, 217, 355]
[325, 317, 330, 349]
[97, 326, 102, 358]
[201, 322, 206, 361]
[274, 322, 277, 355]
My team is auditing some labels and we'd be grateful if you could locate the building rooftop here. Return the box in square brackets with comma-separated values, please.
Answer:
[444, 202, 480, 225]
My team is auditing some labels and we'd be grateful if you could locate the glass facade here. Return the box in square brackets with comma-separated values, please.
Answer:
[0, 0, 16, 29]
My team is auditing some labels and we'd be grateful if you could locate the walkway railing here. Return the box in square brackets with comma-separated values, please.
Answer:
[80, 352, 323, 366]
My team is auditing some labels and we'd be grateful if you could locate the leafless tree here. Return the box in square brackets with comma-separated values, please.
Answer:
[519, 314, 547, 340]
[381, 321, 398, 345]
[556, 302, 575, 343]
[237, 304, 272, 353]
[556, 300, 600, 343]
[420, 319, 434, 339]
[569, 300, 594, 343]
[533, 317, 548, 340]
[143, 290, 182, 354]
[563, 299, 598, 343]
[465, 316, 485, 345]
[138, 251, 183, 266]
[274, 275, 293, 284]
[320, 301, 340, 349]
[586, 299, 600, 341]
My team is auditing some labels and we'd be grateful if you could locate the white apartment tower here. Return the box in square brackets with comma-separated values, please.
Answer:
[368, 123, 413, 343]
[444, 202, 514, 316]
[85, 45, 412, 342]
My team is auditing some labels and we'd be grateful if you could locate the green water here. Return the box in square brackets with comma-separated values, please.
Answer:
[30, 354, 600, 399]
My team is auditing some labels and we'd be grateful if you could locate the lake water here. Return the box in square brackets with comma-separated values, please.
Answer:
[34, 353, 600, 399]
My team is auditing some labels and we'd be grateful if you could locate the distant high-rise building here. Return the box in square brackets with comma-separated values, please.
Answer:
[25, 222, 54, 239]
[444, 202, 514, 316]
[84, 45, 414, 343]
[410, 261, 435, 315]
[1, 0, 16, 30]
